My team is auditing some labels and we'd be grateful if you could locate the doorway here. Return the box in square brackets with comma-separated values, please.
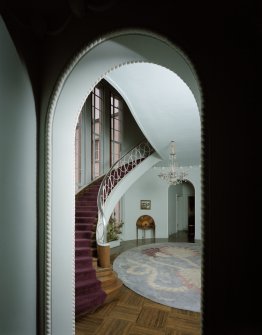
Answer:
[169, 182, 195, 242]
[43, 30, 202, 334]
[188, 195, 195, 242]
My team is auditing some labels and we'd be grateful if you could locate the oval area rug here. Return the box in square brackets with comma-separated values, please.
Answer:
[113, 242, 201, 312]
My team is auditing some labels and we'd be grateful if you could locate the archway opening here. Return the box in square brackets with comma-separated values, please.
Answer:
[43, 30, 203, 334]
[168, 181, 196, 243]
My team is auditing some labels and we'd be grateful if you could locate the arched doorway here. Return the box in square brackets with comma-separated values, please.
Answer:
[42, 30, 202, 334]
[168, 181, 196, 242]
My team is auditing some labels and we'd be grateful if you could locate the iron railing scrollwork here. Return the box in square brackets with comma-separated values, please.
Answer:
[97, 139, 155, 244]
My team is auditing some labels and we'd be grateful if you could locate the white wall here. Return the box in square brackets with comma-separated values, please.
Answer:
[122, 169, 168, 240]
[0, 17, 37, 335]
[168, 185, 181, 235]
[121, 96, 145, 153]
[42, 31, 202, 335]
[123, 165, 201, 241]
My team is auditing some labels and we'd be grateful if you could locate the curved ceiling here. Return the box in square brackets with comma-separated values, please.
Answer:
[106, 62, 201, 166]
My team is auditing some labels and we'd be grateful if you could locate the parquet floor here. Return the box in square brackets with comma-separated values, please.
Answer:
[76, 233, 201, 335]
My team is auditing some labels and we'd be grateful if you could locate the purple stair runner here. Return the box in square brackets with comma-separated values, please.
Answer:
[75, 177, 106, 317]
[75, 158, 146, 317]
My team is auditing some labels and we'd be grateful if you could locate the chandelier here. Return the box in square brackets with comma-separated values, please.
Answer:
[155, 141, 188, 186]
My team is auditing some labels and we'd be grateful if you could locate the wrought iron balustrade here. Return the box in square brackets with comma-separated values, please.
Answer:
[97, 139, 155, 244]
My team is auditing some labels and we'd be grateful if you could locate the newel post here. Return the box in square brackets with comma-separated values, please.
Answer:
[97, 244, 111, 268]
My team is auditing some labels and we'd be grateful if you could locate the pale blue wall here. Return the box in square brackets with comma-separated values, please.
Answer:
[0, 17, 37, 335]
[121, 101, 145, 153]
[39, 32, 202, 334]
[122, 166, 201, 241]
[0, 21, 201, 334]
[122, 169, 168, 240]
[168, 185, 180, 235]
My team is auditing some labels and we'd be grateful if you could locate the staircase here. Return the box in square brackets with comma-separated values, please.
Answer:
[93, 258, 123, 305]
[75, 140, 155, 318]
[75, 177, 123, 318]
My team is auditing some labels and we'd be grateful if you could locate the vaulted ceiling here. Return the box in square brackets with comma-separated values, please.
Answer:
[106, 63, 201, 167]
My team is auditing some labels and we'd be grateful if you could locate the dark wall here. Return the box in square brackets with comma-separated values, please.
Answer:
[1, 1, 261, 334]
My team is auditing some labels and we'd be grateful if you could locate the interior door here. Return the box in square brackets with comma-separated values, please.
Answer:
[176, 195, 188, 231]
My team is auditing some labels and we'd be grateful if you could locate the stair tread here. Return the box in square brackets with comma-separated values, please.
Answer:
[75, 179, 108, 316]
[75, 255, 93, 260]
[98, 273, 118, 283]
[75, 278, 100, 288]
[75, 224, 96, 226]
[75, 206, 97, 208]
[76, 222, 93, 226]
[76, 267, 95, 274]
[75, 217, 97, 219]
[76, 210, 97, 212]
[103, 278, 123, 295]
[96, 269, 115, 280]
[76, 212, 97, 215]
[75, 238, 93, 243]
[96, 266, 112, 273]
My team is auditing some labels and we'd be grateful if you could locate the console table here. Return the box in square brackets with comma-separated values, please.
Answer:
[136, 215, 155, 242]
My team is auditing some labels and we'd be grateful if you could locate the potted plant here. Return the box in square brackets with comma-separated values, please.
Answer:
[107, 215, 124, 248]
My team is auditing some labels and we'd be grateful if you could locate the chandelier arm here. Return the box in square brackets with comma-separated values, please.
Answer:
[156, 141, 188, 186]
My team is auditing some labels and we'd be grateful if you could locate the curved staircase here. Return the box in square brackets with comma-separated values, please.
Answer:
[75, 140, 155, 318]
[75, 178, 122, 318]
[93, 259, 123, 304]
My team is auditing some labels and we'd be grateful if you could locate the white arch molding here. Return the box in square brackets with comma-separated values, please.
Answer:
[43, 29, 203, 335]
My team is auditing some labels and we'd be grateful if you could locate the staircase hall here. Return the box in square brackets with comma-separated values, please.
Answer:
[75, 177, 122, 318]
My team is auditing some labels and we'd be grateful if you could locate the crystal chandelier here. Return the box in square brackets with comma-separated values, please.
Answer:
[155, 141, 188, 186]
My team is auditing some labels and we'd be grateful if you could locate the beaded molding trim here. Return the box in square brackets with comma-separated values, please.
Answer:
[44, 28, 203, 334]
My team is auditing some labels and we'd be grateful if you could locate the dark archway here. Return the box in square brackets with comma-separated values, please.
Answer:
[43, 30, 202, 334]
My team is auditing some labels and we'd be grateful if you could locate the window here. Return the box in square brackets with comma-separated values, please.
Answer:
[75, 105, 90, 192]
[75, 116, 82, 190]
[91, 86, 103, 179]
[76, 80, 126, 222]
[110, 93, 123, 165]
[76, 80, 125, 183]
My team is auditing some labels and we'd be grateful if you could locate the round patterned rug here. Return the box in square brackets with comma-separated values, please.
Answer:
[113, 242, 201, 312]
